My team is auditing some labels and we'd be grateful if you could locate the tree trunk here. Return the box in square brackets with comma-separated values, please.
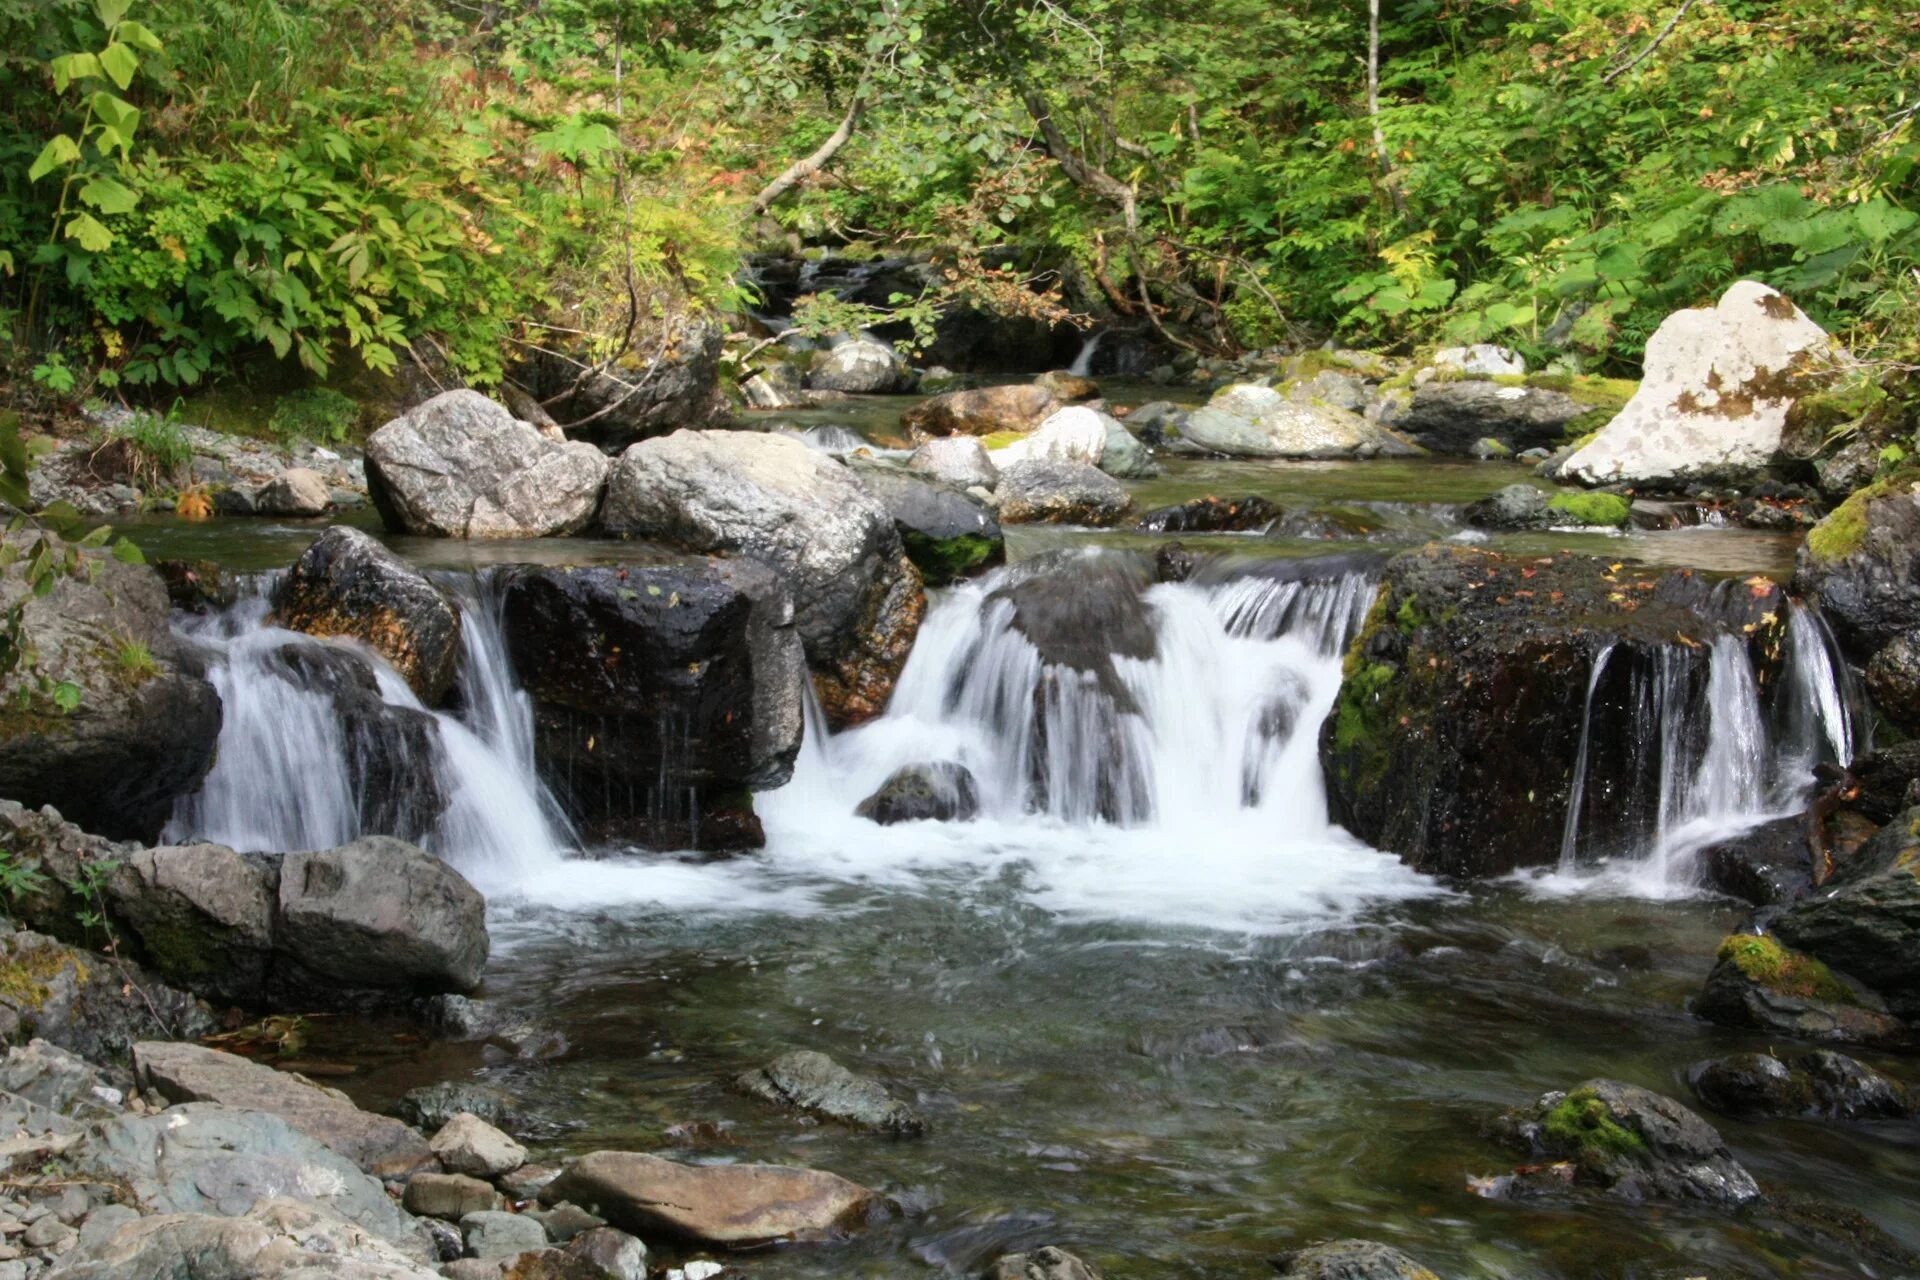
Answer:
[1367, 0, 1389, 180]
[750, 94, 863, 216]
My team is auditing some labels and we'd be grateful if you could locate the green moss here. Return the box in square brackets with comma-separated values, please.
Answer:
[1804, 470, 1920, 563]
[901, 529, 1004, 586]
[979, 430, 1029, 451]
[1716, 934, 1858, 1004]
[134, 918, 224, 978]
[1332, 662, 1397, 753]
[1546, 491, 1631, 528]
[1542, 1087, 1647, 1159]
[1395, 595, 1428, 636]
[0, 940, 83, 1012]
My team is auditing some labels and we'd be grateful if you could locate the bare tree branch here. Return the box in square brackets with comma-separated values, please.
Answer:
[750, 87, 865, 216]
[1604, 0, 1703, 85]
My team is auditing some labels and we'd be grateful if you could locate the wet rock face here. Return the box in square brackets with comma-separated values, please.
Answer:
[275, 525, 463, 704]
[1795, 473, 1920, 733]
[994, 459, 1133, 526]
[601, 430, 925, 730]
[851, 465, 1006, 586]
[1690, 1050, 1912, 1121]
[904, 384, 1061, 439]
[1318, 544, 1791, 877]
[364, 389, 611, 539]
[0, 531, 221, 844]
[540, 1151, 877, 1248]
[501, 560, 804, 852]
[1490, 1078, 1760, 1206]
[1773, 853, 1920, 1021]
[1135, 495, 1281, 534]
[856, 762, 980, 826]
[1554, 281, 1841, 488]
[1271, 1239, 1440, 1280]
[734, 1050, 928, 1134]
[1696, 816, 1816, 907]
[1397, 380, 1588, 456]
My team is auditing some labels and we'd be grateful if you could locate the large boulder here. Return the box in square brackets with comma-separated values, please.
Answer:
[1489, 1078, 1760, 1206]
[600, 431, 925, 728]
[50, 1198, 442, 1280]
[274, 526, 463, 704]
[540, 1152, 877, 1247]
[276, 837, 488, 995]
[525, 316, 726, 450]
[133, 1041, 435, 1177]
[365, 389, 609, 538]
[0, 531, 221, 843]
[1319, 545, 1791, 877]
[1694, 933, 1905, 1046]
[501, 559, 804, 851]
[1689, 1049, 1912, 1121]
[110, 841, 279, 1006]
[1395, 380, 1589, 456]
[995, 460, 1133, 526]
[0, 931, 213, 1066]
[1553, 281, 1841, 488]
[1182, 382, 1415, 459]
[851, 466, 1005, 586]
[903, 384, 1060, 438]
[807, 336, 905, 394]
[1794, 471, 1920, 732]
[734, 1049, 927, 1135]
[990, 406, 1157, 480]
[1774, 854, 1920, 1021]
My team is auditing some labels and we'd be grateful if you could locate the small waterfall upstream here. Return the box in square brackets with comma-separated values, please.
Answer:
[1067, 332, 1102, 378]
[165, 574, 568, 892]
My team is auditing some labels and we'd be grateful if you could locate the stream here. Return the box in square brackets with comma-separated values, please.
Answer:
[117, 383, 1917, 1279]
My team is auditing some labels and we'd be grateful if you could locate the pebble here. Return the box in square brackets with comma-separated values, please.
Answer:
[20, 1217, 68, 1249]
[51, 1188, 88, 1226]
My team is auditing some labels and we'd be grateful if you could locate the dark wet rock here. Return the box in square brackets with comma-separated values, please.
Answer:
[1135, 495, 1282, 534]
[153, 558, 236, 613]
[522, 316, 726, 450]
[1154, 543, 1198, 583]
[1691, 1049, 1911, 1120]
[1865, 633, 1920, 733]
[396, 1080, 520, 1132]
[1034, 370, 1098, 402]
[133, 1040, 436, 1177]
[1773, 853, 1920, 1019]
[602, 430, 924, 730]
[540, 1151, 877, 1247]
[993, 554, 1156, 694]
[1794, 472, 1920, 732]
[501, 559, 805, 851]
[407, 1171, 505, 1220]
[0, 531, 221, 843]
[260, 641, 450, 841]
[1399, 380, 1588, 456]
[1463, 484, 1629, 531]
[904, 384, 1061, 439]
[1270, 1239, 1440, 1280]
[49, 1197, 442, 1280]
[1697, 816, 1816, 907]
[856, 762, 980, 825]
[275, 525, 462, 704]
[1694, 933, 1904, 1046]
[0, 931, 213, 1067]
[276, 836, 489, 995]
[1490, 1078, 1760, 1205]
[365, 389, 609, 539]
[852, 465, 1006, 586]
[995, 459, 1132, 526]
[735, 1049, 927, 1135]
[1319, 544, 1791, 877]
[72, 1103, 430, 1251]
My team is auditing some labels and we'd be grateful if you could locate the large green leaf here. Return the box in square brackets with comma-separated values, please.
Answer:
[27, 135, 81, 182]
[63, 213, 114, 253]
[78, 175, 139, 215]
[98, 42, 138, 92]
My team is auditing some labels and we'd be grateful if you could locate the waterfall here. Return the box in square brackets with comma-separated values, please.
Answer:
[1558, 641, 1616, 872]
[165, 574, 568, 893]
[1068, 332, 1102, 377]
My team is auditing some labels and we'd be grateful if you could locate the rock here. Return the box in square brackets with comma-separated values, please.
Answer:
[1034, 370, 1098, 401]
[133, 1041, 435, 1177]
[365, 390, 609, 538]
[277, 837, 489, 995]
[1181, 382, 1413, 460]
[904, 385, 1060, 438]
[445, 1260, 509, 1280]
[47, 1197, 441, 1280]
[989, 1246, 1105, 1280]
[500, 559, 802, 851]
[741, 363, 804, 410]
[1694, 934, 1903, 1046]
[1773, 858, 1920, 1020]
[1270, 1239, 1441, 1280]
[0, 1038, 124, 1119]
[275, 526, 463, 704]
[406, 1172, 503, 1221]
[995, 460, 1132, 526]
[1398, 381, 1588, 456]
[1696, 816, 1815, 907]
[1462, 484, 1549, 531]
[565, 1228, 648, 1280]
[1135, 495, 1281, 534]
[108, 840, 279, 1006]
[601, 430, 924, 728]
[1690, 1050, 1912, 1120]
[72, 1104, 427, 1249]
[526, 317, 725, 450]
[852, 466, 1005, 586]
[1866, 634, 1920, 731]
[396, 1081, 518, 1133]
[539, 1152, 876, 1247]
[1435, 344, 1525, 377]
[1491, 1078, 1759, 1205]
[432, 1113, 527, 1179]
[807, 336, 905, 394]
[256, 467, 331, 516]
[1320, 544, 1791, 877]
[1794, 472, 1920, 734]
[908, 437, 999, 489]
[854, 763, 979, 826]
[499, 1164, 564, 1202]
[0, 932, 212, 1067]
[0, 531, 221, 843]
[734, 1049, 927, 1135]
[988, 406, 1112, 470]
[1095, 416, 1157, 480]
[462, 1211, 549, 1260]
[527, 1204, 603, 1245]
[1554, 282, 1841, 488]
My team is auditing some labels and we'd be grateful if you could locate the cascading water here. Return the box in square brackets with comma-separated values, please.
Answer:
[1067, 332, 1103, 377]
[165, 574, 568, 892]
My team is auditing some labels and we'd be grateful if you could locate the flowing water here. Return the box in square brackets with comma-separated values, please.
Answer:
[129, 386, 1916, 1280]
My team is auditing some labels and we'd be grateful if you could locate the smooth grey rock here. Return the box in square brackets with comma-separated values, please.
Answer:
[109, 842, 278, 1006]
[459, 1210, 548, 1260]
[995, 460, 1132, 526]
[735, 1050, 926, 1134]
[806, 337, 903, 394]
[366, 390, 609, 538]
[275, 525, 463, 703]
[72, 1204, 138, 1250]
[277, 837, 488, 994]
[0, 1039, 124, 1121]
[497, 1165, 563, 1203]
[48, 1197, 439, 1279]
[855, 763, 979, 826]
[850, 465, 1004, 585]
[526, 1203, 603, 1245]
[256, 467, 331, 516]
[907, 437, 999, 489]
[540, 1151, 876, 1247]
[405, 1172, 503, 1222]
[430, 1113, 527, 1179]
[1401, 381, 1587, 455]
[1435, 344, 1525, 377]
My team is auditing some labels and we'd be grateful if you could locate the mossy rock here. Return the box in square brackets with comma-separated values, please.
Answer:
[1803, 469, 1920, 564]
[980, 429, 1031, 452]
[901, 529, 1005, 586]
[1715, 934, 1859, 1005]
[1546, 490, 1631, 528]
[1542, 1086, 1648, 1159]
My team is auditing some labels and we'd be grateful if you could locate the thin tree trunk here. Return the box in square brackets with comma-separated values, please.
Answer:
[750, 93, 863, 216]
[1367, 0, 1389, 180]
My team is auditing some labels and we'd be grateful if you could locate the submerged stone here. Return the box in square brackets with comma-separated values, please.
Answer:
[735, 1049, 927, 1135]
[540, 1151, 877, 1247]
[1271, 1238, 1441, 1280]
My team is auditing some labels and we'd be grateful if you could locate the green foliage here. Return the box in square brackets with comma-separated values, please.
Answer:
[0, 849, 52, 916]
[105, 410, 191, 490]
[268, 387, 358, 445]
[1546, 491, 1631, 528]
[115, 633, 154, 679]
